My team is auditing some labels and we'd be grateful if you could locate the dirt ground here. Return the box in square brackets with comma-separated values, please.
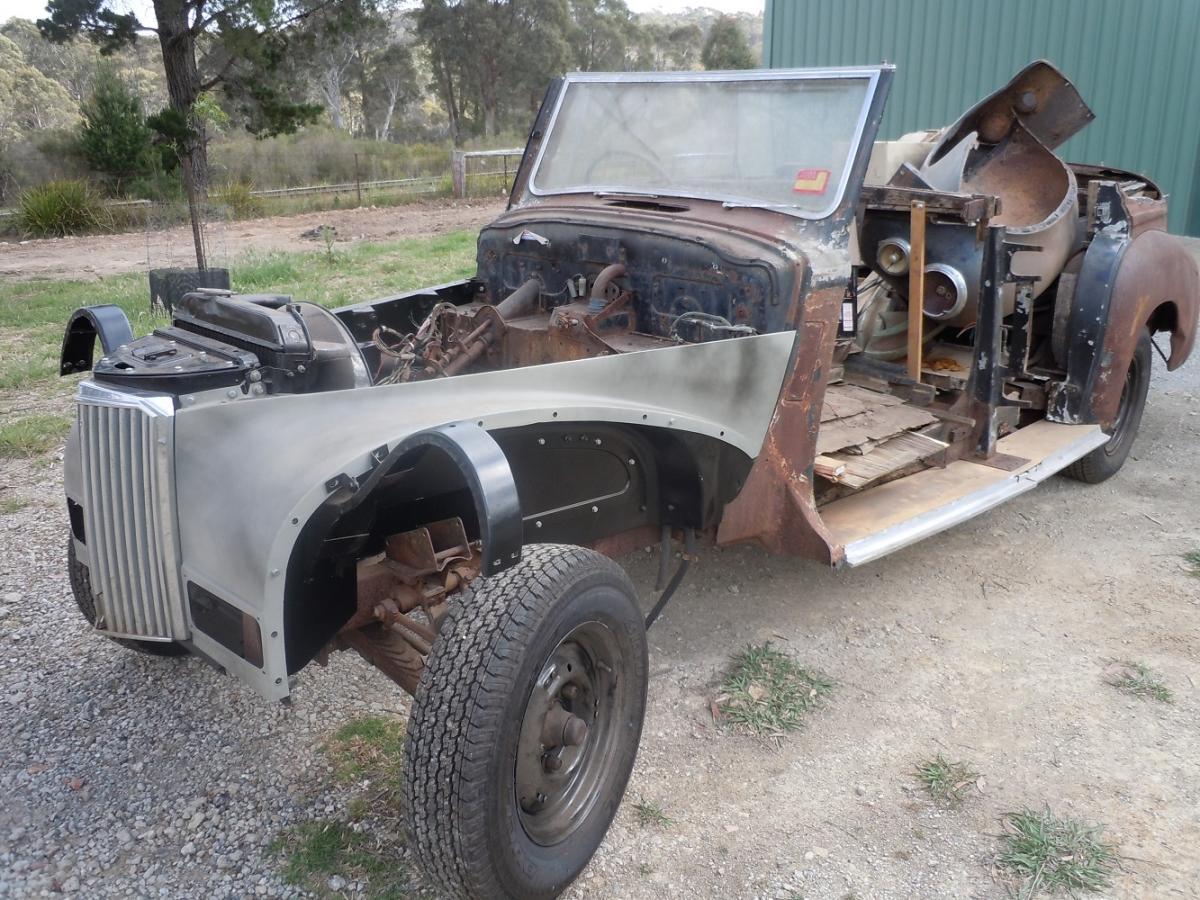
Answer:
[0, 234, 1197, 898]
[586, 346, 1200, 898]
[0, 199, 507, 282]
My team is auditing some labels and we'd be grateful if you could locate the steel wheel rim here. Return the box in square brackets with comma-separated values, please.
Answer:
[514, 620, 622, 847]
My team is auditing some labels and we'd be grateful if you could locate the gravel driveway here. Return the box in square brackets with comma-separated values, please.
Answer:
[1, 291, 1197, 898]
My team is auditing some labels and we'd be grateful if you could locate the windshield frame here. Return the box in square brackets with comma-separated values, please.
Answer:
[526, 67, 884, 221]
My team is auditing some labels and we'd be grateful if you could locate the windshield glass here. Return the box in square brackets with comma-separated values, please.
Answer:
[530, 72, 877, 218]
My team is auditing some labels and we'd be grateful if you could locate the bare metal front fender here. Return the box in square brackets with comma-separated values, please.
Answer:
[173, 332, 794, 697]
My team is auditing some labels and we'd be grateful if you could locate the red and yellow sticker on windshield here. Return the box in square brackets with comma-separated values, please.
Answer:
[793, 168, 831, 194]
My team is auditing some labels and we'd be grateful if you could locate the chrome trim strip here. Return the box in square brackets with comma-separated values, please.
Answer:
[842, 427, 1110, 567]
[77, 380, 175, 418]
[527, 67, 884, 220]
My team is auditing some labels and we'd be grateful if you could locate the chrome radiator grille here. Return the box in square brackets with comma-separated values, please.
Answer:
[77, 385, 189, 641]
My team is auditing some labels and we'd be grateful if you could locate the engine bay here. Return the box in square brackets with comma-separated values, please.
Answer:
[92, 216, 799, 398]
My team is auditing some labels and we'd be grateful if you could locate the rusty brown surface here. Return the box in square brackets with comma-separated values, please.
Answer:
[928, 59, 1094, 160]
[906, 201, 926, 379]
[1094, 229, 1200, 424]
[716, 282, 845, 566]
[587, 524, 662, 560]
[241, 614, 264, 669]
[336, 518, 482, 694]
[339, 625, 424, 695]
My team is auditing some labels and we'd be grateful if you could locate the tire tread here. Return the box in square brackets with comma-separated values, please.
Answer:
[403, 544, 639, 899]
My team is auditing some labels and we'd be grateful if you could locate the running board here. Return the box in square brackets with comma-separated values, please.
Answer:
[822, 422, 1109, 567]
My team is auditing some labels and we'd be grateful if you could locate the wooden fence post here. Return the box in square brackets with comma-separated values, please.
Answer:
[451, 151, 467, 199]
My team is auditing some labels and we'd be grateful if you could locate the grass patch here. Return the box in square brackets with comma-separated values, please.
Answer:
[633, 799, 672, 828]
[0, 415, 71, 458]
[270, 820, 412, 898]
[716, 642, 833, 737]
[1104, 661, 1174, 704]
[325, 715, 407, 796]
[1183, 549, 1200, 577]
[913, 753, 980, 804]
[0, 230, 478, 411]
[996, 808, 1117, 898]
[0, 497, 29, 514]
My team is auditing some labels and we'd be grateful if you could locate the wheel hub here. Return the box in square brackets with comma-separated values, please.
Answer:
[514, 623, 619, 846]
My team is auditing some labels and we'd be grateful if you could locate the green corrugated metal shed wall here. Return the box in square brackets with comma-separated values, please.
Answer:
[763, 0, 1200, 234]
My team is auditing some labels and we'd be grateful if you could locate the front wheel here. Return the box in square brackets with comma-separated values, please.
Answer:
[1063, 328, 1152, 484]
[403, 544, 648, 899]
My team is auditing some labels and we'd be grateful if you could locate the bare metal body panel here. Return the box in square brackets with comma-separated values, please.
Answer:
[168, 332, 795, 697]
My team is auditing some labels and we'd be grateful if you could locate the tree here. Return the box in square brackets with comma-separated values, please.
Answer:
[365, 41, 419, 140]
[0, 33, 78, 146]
[416, 0, 468, 143]
[568, 0, 636, 72]
[39, 0, 327, 269]
[417, 0, 571, 142]
[701, 15, 755, 71]
[631, 21, 702, 71]
[78, 66, 157, 191]
[2, 18, 98, 104]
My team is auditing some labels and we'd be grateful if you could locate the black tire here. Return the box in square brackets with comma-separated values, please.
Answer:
[1063, 328, 1152, 484]
[67, 540, 189, 657]
[404, 544, 648, 900]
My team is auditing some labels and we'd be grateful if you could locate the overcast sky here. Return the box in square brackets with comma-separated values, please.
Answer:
[2, 0, 765, 25]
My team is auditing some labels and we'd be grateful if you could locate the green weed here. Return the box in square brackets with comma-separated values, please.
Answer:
[633, 799, 672, 828]
[0, 497, 29, 514]
[1104, 661, 1174, 703]
[913, 753, 980, 804]
[0, 415, 71, 458]
[717, 643, 833, 736]
[270, 820, 412, 898]
[996, 807, 1117, 898]
[325, 715, 407, 796]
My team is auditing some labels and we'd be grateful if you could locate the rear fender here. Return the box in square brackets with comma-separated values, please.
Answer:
[1092, 229, 1198, 425]
[1049, 221, 1199, 428]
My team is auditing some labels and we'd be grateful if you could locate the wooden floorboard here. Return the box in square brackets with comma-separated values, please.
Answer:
[820, 422, 1103, 546]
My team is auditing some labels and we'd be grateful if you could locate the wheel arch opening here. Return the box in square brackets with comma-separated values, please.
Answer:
[282, 424, 522, 674]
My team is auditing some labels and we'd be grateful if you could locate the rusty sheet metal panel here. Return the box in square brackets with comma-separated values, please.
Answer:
[764, 0, 1200, 234]
[1092, 229, 1200, 424]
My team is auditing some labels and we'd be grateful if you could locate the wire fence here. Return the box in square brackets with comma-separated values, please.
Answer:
[248, 175, 445, 200]
[1, 148, 526, 237]
[451, 149, 525, 199]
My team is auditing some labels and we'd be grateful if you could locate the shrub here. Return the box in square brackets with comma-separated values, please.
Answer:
[17, 179, 111, 237]
[212, 180, 266, 219]
[78, 67, 157, 192]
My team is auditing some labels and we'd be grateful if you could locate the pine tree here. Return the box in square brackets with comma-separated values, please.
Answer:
[78, 67, 155, 192]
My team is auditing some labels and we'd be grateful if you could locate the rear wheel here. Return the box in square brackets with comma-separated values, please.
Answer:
[403, 544, 648, 899]
[67, 540, 188, 656]
[1064, 328, 1151, 484]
